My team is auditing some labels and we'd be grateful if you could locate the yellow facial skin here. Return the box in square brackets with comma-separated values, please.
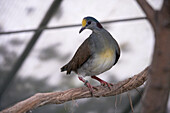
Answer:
[82, 19, 87, 27]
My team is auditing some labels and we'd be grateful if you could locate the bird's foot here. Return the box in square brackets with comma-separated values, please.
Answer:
[91, 76, 113, 90]
[84, 80, 97, 96]
[100, 80, 113, 90]
[78, 77, 96, 96]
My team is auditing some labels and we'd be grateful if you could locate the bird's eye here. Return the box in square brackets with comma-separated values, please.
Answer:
[88, 21, 91, 25]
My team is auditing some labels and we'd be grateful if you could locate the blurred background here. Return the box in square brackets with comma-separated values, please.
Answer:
[0, 0, 168, 113]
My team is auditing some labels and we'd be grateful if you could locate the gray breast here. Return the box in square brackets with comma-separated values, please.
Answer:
[77, 29, 120, 76]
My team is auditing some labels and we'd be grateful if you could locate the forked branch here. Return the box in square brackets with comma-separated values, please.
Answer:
[136, 0, 156, 30]
[1, 66, 149, 113]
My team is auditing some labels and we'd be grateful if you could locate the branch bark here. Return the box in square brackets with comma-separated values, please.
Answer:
[136, 0, 156, 31]
[0, 66, 149, 113]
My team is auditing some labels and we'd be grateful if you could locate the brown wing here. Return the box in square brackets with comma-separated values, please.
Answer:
[61, 38, 92, 74]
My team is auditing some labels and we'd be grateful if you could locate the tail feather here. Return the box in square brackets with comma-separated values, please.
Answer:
[61, 65, 72, 74]
[61, 65, 67, 72]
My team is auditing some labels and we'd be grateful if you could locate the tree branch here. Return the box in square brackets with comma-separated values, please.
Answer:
[140, 0, 170, 113]
[0, 66, 149, 113]
[136, 0, 156, 30]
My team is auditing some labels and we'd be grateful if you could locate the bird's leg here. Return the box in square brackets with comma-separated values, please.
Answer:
[78, 76, 95, 95]
[91, 76, 113, 89]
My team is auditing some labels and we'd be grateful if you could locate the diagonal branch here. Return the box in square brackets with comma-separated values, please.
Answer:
[0, 66, 149, 113]
[136, 0, 156, 30]
[0, 0, 62, 106]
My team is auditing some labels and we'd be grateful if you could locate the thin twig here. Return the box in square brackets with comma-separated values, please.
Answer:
[0, 17, 146, 35]
[114, 93, 118, 113]
[135, 88, 142, 96]
[127, 92, 134, 113]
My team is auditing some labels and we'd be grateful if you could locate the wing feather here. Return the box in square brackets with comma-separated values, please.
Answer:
[61, 38, 92, 74]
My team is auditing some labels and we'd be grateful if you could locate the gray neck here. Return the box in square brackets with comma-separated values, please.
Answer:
[91, 27, 104, 34]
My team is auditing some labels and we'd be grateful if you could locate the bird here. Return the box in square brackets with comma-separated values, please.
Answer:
[61, 16, 120, 95]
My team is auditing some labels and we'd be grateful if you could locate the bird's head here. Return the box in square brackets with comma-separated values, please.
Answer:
[79, 16, 103, 33]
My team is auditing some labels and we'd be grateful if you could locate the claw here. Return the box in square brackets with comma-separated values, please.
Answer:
[78, 77, 95, 96]
[91, 76, 113, 90]
[84, 81, 95, 96]
[100, 81, 113, 90]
